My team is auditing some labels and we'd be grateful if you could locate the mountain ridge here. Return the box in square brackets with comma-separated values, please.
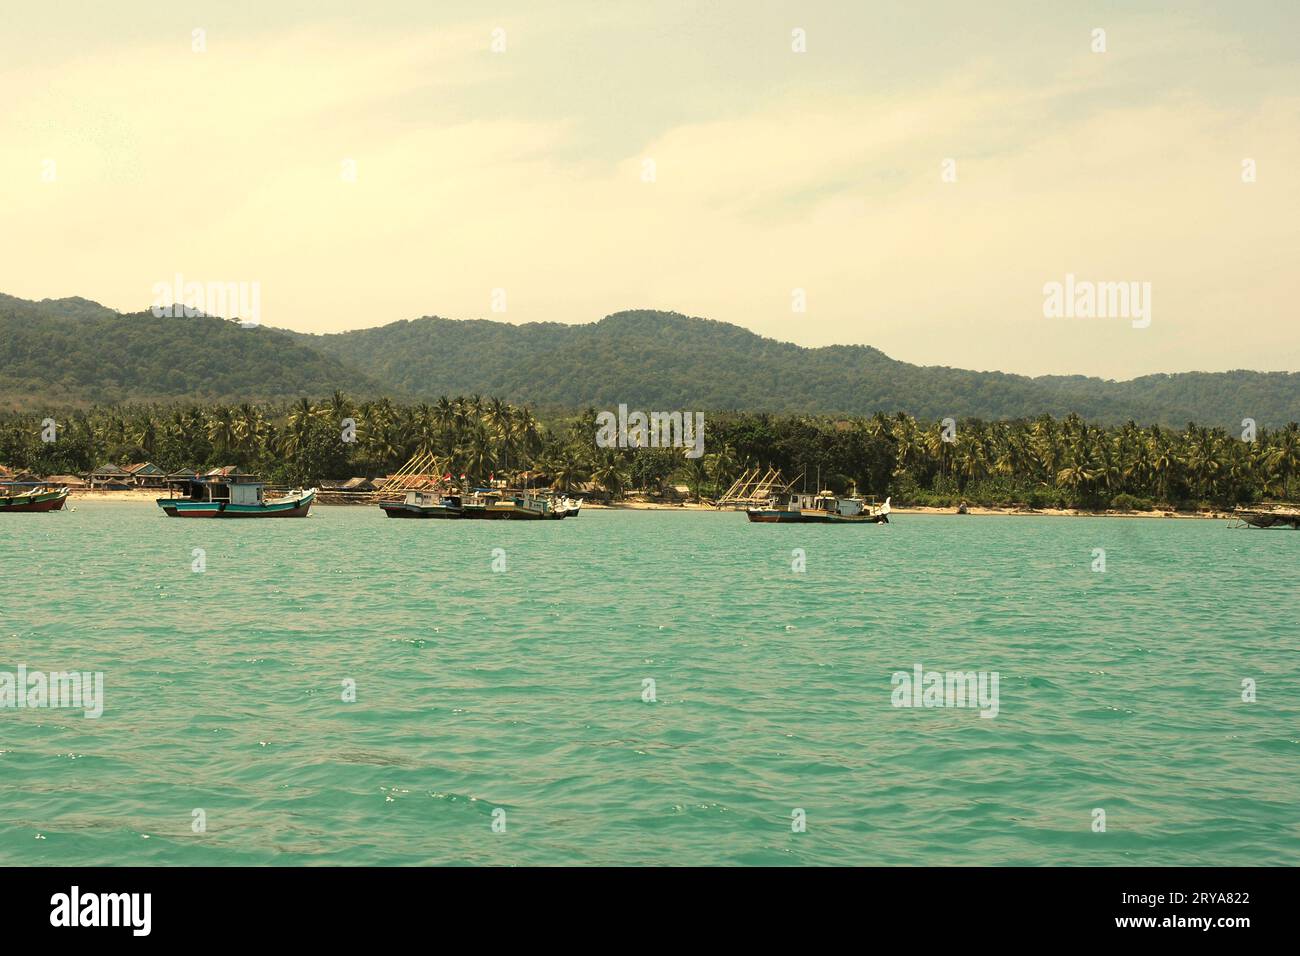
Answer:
[1, 294, 1295, 426]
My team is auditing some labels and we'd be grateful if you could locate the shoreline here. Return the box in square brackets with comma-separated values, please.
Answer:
[64, 490, 1233, 519]
[585, 502, 1233, 519]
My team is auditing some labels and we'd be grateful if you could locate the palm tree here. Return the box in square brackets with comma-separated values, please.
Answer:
[1184, 428, 1223, 500]
[954, 432, 984, 490]
[457, 422, 496, 483]
[706, 443, 738, 491]
[591, 450, 628, 499]
[233, 403, 264, 459]
[131, 416, 158, 458]
[682, 451, 710, 501]
[408, 403, 439, 457]
[1055, 454, 1095, 503]
[1268, 423, 1299, 498]
[487, 400, 517, 475]
[890, 413, 918, 478]
[922, 421, 953, 483]
[433, 396, 457, 448]
[1094, 436, 1122, 498]
[513, 406, 543, 463]
[206, 406, 237, 460]
[278, 397, 318, 463]
[546, 445, 590, 492]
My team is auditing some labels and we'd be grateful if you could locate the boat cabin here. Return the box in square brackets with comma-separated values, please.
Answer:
[404, 491, 461, 508]
[783, 493, 865, 516]
[165, 470, 267, 504]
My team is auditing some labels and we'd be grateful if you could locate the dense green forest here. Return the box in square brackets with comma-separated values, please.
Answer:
[0, 294, 382, 405]
[3, 396, 1297, 510]
[2, 294, 1296, 426]
[294, 310, 1300, 427]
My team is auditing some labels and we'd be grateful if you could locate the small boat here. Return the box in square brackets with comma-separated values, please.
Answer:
[482, 491, 566, 520]
[1231, 502, 1300, 529]
[157, 471, 314, 518]
[747, 492, 890, 524]
[379, 491, 465, 518]
[560, 496, 583, 517]
[0, 484, 69, 513]
[428, 488, 502, 519]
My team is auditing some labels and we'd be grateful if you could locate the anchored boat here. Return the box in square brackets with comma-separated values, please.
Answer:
[0, 484, 69, 513]
[156, 469, 314, 518]
[1231, 502, 1300, 529]
[747, 491, 890, 524]
[379, 491, 465, 518]
[378, 486, 572, 520]
[481, 490, 566, 520]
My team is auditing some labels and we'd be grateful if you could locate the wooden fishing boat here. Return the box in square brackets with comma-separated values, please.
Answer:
[426, 488, 501, 519]
[482, 491, 566, 520]
[0, 485, 69, 513]
[561, 496, 583, 517]
[1231, 503, 1300, 529]
[747, 493, 890, 524]
[379, 491, 465, 518]
[156, 470, 314, 518]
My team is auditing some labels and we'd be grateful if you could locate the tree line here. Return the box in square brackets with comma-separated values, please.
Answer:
[1, 394, 1297, 509]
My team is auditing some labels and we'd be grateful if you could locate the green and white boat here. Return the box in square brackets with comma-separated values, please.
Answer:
[156, 468, 314, 518]
[0, 484, 69, 513]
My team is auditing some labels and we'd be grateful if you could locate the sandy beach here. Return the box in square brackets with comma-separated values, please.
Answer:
[70, 489, 159, 502]
[584, 501, 1233, 519]
[64, 490, 1231, 519]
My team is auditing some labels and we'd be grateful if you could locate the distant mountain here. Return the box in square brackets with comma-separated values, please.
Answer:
[0, 292, 121, 324]
[0, 296, 383, 406]
[1, 295, 1296, 426]
[290, 309, 1298, 427]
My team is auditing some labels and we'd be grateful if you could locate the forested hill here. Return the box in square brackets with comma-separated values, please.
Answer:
[1, 295, 1296, 426]
[291, 309, 1298, 426]
[0, 295, 383, 406]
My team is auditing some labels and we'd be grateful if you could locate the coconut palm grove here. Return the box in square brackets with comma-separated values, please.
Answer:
[2, 394, 1297, 510]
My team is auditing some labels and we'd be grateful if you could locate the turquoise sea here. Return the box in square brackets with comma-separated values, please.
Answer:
[1, 501, 1296, 866]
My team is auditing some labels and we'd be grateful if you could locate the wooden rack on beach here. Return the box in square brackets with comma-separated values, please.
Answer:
[373, 451, 447, 501]
[1231, 502, 1300, 529]
[715, 467, 798, 510]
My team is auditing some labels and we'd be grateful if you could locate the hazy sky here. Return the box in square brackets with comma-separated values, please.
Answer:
[2, 1, 1296, 378]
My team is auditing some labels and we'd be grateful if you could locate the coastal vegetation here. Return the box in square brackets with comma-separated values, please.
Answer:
[3, 396, 1297, 510]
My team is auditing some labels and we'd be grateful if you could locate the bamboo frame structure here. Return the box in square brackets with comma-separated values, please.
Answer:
[373, 451, 446, 500]
[1231, 502, 1300, 529]
[715, 467, 798, 509]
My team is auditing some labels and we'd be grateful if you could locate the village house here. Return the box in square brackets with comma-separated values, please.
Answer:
[318, 477, 378, 493]
[0, 465, 40, 484]
[86, 464, 132, 490]
[163, 468, 198, 483]
[124, 462, 168, 489]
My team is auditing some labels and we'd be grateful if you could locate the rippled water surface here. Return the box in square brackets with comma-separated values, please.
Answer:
[1, 501, 1297, 865]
